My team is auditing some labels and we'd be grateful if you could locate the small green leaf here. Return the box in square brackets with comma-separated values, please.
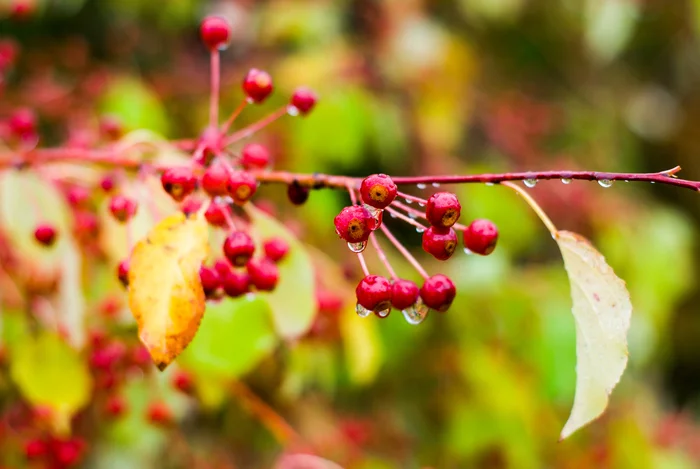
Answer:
[339, 302, 383, 385]
[10, 332, 92, 434]
[100, 77, 170, 135]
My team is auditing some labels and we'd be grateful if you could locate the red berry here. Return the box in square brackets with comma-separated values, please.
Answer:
[287, 181, 310, 205]
[34, 224, 57, 246]
[355, 275, 392, 312]
[131, 345, 152, 367]
[240, 143, 270, 169]
[24, 438, 48, 460]
[201, 161, 230, 196]
[181, 197, 203, 216]
[200, 16, 231, 51]
[316, 289, 344, 314]
[214, 259, 232, 277]
[222, 270, 250, 297]
[9, 108, 36, 137]
[146, 401, 172, 426]
[65, 186, 91, 208]
[425, 192, 461, 228]
[199, 266, 221, 296]
[73, 211, 99, 240]
[117, 259, 129, 287]
[360, 174, 397, 209]
[99, 115, 123, 141]
[204, 200, 230, 228]
[108, 195, 138, 223]
[51, 438, 86, 467]
[421, 226, 458, 261]
[223, 231, 255, 267]
[90, 341, 127, 370]
[172, 370, 194, 394]
[161, 167, 198, 202]
[391, 279, 420, 310]
[99, 174, 116, 192]
[463, 219, 498, 255]
[263, 237, 289, 262]
[242, 68, 273, 103]
[290, 87, 318, 115]
[334, 205, 375, 243]
[420, 274, 456, 312]
[246, 258, 279, 291]
[105, 394, 127, 418]
[226, 171, 257, 205]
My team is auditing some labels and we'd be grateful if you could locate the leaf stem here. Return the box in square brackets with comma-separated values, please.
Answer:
[501, 181, 558, 236]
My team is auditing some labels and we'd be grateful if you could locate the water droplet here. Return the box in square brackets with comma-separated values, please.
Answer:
[246, 97, 255, 104]
[408, 212, 417, 219]
[561, 178, 572, 185]
[417, 183, 427, 189]
[598, 179, 613, 188]
[375, 308, 391, 318]
[432, 182, 441, 188]
[404, 198, 413, 204]
[523, 179, 537, 188]
[624, 180, 629, 183]
[415, 226, 425, 233]
[347, 241, 367, 253]
[464, 247, 473, 255]
[389, 212, 397, 218]
[355, 304, 371, 318]
[286, 105, 300, 116]
[402, 301, 429, 325]
[418, 202, 425, 207]
[363, 204, 382, 222]
[650, 181, 656, 184]
[485, 182, 494, 186]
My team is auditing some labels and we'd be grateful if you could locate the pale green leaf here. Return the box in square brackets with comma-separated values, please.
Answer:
[556, 230, 631, 439]
[339, 302, 383, 385]
[585, 0, 640, 63]
[100, 77, 170, 135]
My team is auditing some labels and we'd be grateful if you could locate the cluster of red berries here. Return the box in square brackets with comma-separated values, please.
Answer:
[23, 435, 86, 468]
[334, 174, 498, 322]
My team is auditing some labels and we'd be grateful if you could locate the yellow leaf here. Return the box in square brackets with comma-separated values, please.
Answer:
[128, 212, 209, 370]
[556, 230, 632, 440]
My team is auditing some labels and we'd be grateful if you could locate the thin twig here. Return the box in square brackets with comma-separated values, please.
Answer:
[501, 181, 557, 236]
[209, 50, 220, 128]
[380, 224, 429, 279]
[369, 232, 398, 281]
[223, 106, 288, 145]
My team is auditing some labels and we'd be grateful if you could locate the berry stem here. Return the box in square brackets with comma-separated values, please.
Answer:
[379, 224, 429, 280]
[369, 232, 398, 281]
[396, 191, 427, 205]
[501, 181, 557, 236]
[346, 183, 370, 276]
[385, 206, 427, 232]
[220, 201, 238, 231]
[220, 98, 249, 134]
[390, 200, 467, 231]
[223, 106, 288, 145]
[209, 49, 221, 128]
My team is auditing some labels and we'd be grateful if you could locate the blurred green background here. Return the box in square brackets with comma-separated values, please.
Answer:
[3, 0, 700, 468]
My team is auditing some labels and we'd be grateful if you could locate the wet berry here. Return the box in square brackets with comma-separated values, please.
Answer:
[181, 197, 203, 216]
[222, 270, 250, 297]
[360, 174, 397, 209]
[226, 171, 257, 205]
[334, 205, 375, 243]
[24, 438, 47, 460]
[201, 161, 230, 197]
[199, 266, 221, 296]
[287, 181, 310, 205]
[263, 237, 289, 262]
[214, 259, 232, 277]
[425, 192, 461, 228]
[99, 174, 116, 192]
[355, 275, 392, 312]
[9, 108, 36, 138]
[51, 438, 86, 467]
[172, 370, 194, 394]
[242, 69, 273, 103]
[463, 219, 498, 255]
[117, 259, 129, 288]
[223, 231, 255, 267]
[247, 258, 279, 291]
[204, 200, 230, 228]
[422, 226, 457, 261]
[34, 224, 57, 246]
[200, 16, 231, 51]
[420, 274, 456, 312]
[391, 279, 420, 310]
[65, 186, 91, 208]
[161, 167, 198, 202]
[290, 87, 318, 115]
[146, 401, 172, 426]
[105, 395, 127, 418]
[240, 143, 271, 169]
[108, 195, 138, 223]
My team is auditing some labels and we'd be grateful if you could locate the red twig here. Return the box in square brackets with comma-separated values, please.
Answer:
[221, 99, 249, 134]
[379, 224, 429, 280]
[224, 106, 288, 145]
[209, 50, 221, 128]
[369, 232, 398, 281]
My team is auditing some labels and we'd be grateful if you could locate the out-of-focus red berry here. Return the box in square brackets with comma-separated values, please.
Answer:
[242, 69, 273, 103]
[200, 16, 231, 51]
[290, 87, 318, 115]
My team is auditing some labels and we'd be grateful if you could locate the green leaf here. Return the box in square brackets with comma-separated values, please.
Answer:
[10, 332, 92, 434]
[100, 77, 170, 135]
[585, 0, 640, 63]
[247, 206, 317, 339]
[339, 302, 383, 385]
[178, 296, 277, 381]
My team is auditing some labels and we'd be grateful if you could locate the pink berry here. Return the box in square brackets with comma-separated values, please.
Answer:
[199, 266, 221, 296]
[34, 224, 57, 246]
[73, 211, 99, 241]
[247, 258, 279, 291]
[9, 108, 36, 137]
[316, 290, 344, 314]
[51, 438, 86, 467]
[355, 275, 392, 312]
[214, 259, 232, 277]
[263, 237, 289, 262]
[146, 401, 172, 426]
[226, 171, 257, 205]
[24, 438, 47, 460]
[117, 260, 129, 288]
[463, 219, 498, 255]
[201, 161, 230, 196]
[223, 231, 255, 267]
[181, 197, 203, 216]
[242, 69, 273, 103]
[105, 395, 127, 418]
[287, 181, 310, 205]
[172, 370, 194, 394]
[65, 186, 91, 208]
[200, 16, 231, 51]
[161, 167, 198, 202]
[420, 274, 456, 312]
[334, 205, 376, 243]
[99, 174, 116, 193]
[108, 195, 138, 223]
[204, 201, 230, 228]
[240, 143, 270, 169]
[222, 270, 250, 297]
[421, 226, 457, 261]
[391, 279, 419, 310]
[360, 174, 397, 209]
[290, 87, 318, 115]
[425, 192, 461, 228]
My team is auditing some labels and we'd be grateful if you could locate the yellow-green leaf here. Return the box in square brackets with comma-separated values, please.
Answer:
[10, 332, 92, 435]
[339, 301, 383, 385]
[128, 212, 209, 370]
[556, 230, 632, 440]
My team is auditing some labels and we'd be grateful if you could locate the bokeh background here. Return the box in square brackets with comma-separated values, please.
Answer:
[2, 0, 700, 468]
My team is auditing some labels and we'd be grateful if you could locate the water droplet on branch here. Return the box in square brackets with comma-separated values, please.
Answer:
[347, 241, 367, 253]
[417, 183, 427, 189]
[598, 179, 613, 188]
[561, 178, 572, 185]
[432, 182, 441, 188]
[523, 179, 537, 188]
[355, 304, 371, 318]
[286, 105, 300, 116]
